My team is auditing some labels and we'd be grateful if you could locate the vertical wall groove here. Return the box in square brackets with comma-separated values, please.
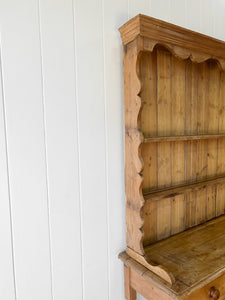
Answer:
[36, 1, 54, 300]
[101, 0, 110, 299]
[72, 1, 84, 299]
[0, 38, 17, 300]
[128, 0, 130, 19]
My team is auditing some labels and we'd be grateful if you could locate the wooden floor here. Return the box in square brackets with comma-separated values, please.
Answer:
[144, 215, 225, 294]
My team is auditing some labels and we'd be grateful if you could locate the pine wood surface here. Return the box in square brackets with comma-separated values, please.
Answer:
[144, 215, 225, 293]
[144, 134, 225, 142]
[140, 52, 225, 194]
[120, 13, 225, 291]
[120, 250, 225, 299]
[144, 176, 225, 202]
[119, 14, 225, 69]
[142, 177, 225, 245]
[123, 38, 144, 256]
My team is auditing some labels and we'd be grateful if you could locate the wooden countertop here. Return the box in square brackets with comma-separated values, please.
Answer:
[120, 215, 225, 297]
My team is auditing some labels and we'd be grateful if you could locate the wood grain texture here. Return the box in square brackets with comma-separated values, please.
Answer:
[126, 247, 174, 285]
[124, 266, 137, 300]
[140, 51, 157, 136]
[218, 72, 225, 182]
[119, 253, 178, 299]
[171, 56, 185, 188]
[198, 62, 209, 135]
[186, 141, 197, 183]
[123, 39, 144, 255]
[197, 140, 208, 180]
[119, 15, 225, 70]
[207, 61, 220, 181]
[219, 72, 225, 133]
[186, 61, 198, 135]
[208, 61, 220, 134]
[171, 195, 185, 235]
[157, 142, 172, 188]
[217, 138, 225, 175]
[120, 13, 225, 293]
[144, 176, 225, 202]
[144, 134, 225, 142]
[140, 50, 158, 193]
[185, 191, 196, 228]
[157, 48, 172, 137]
[216, 183, 225, 216]
[143, 175, 225, 242]
[183, 274, 225, 300]
[130, 268, 176, 300]
[196, 188, 207, 224]
[142, 201, 157, 246]
[206, 185, 217, 220]
[172, 141, 185, 186]
[141, 142, 157, 192]
[145, 216, 225, 294]
[120, 250, 225, 299]
[157, 198, 171, 240]
[157, 49, 172, 188]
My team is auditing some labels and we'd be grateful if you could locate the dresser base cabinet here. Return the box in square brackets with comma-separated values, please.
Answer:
[121, 254, 225, 300]
[120, 215, 225, 300]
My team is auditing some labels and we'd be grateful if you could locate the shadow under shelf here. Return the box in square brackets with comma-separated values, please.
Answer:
[143, 175, 225, 202]
[144, 133, 225, 143]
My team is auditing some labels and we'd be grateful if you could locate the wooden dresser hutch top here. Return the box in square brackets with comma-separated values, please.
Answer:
[119, 14, 225, 300]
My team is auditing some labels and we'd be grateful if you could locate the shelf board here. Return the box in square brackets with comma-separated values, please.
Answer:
[144, 176, 225, 202]
[144, 133, 225, 143]
[144, 215, 225, 294]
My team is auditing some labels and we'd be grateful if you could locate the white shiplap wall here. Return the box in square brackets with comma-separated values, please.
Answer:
[0, 1, 224, 300]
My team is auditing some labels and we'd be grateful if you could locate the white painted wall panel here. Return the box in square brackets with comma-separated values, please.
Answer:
[150, 0, 172, 22]
[186, 0, 201, 32]
[214, 0, 225, 40]
[0, 46, 16, 300]
[171, 0, 186, 27]
[38, 0, 83, 299]
[0, 1, 224, 300]
[102, 1, 127, 299]
[129, 0, 150, 18]
[0, 1, 52, 299]
[73, 0, 109, 299]
[199, 0, 214, 37]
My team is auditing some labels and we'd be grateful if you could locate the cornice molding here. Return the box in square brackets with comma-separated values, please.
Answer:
[119, 14, 225, 68]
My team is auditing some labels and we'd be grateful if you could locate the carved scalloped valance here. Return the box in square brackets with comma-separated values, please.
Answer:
[119, 14, 225, 72]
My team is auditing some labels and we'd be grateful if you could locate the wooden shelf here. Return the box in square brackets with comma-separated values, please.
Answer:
[144, 133, 225, 143]
[144, 176, 225, 202]
[144, 215, 225, 294]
